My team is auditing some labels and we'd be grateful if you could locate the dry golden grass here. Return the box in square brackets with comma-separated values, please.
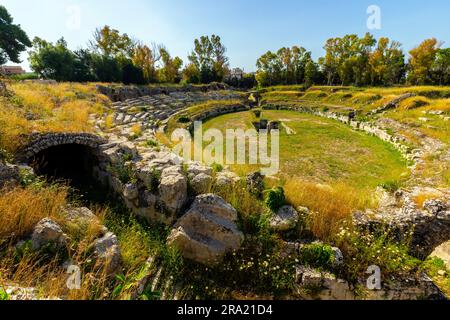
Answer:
[0, 82, 109, 153]
[284, 178, 377, 241]
[130, 124, 142, 137]
[413, 191, 442, 209]
[104, 113, 115, 129]
[0, 188, 116, 300]
[0, 185, 68, 240]
[0, 243, 113, 300]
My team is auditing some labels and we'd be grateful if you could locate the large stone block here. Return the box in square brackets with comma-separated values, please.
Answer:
[167, 194, 244, 266]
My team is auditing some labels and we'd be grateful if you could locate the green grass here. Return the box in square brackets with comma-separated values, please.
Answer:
[202, 110, 409, 189]
[422, 257, 450, 297]
[165, 99, 244, 136]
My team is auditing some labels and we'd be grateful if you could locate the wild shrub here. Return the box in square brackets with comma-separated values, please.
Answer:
[379, 180, 401, 193]
[145, 139, 159, 148]
[299, 243, 334, 270]
[108, 161, 135, 185]
[336, 225, 420, 283]
[0, 286, 9, 300]
[211, 163, 223, 173]
[265, 187, 286, 212]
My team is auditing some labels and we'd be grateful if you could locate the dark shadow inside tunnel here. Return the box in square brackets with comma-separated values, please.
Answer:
[30, 144, 110, 204]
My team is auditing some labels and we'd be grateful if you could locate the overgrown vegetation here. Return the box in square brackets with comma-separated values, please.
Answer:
[256, 34, 450, 87]
[0, 82, 108, 153]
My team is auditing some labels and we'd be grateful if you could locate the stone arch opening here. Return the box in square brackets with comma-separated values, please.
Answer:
[31, 144, 97, 185]
[19, 133, 109, 203]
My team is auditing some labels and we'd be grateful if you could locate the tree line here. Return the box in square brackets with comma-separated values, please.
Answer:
[28, 26, 231, 85]
[0, 5, 449, 87]
[256, 33, 450, 87]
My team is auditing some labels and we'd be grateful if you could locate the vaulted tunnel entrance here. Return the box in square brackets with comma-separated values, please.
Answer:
[29, 144, 109, 204]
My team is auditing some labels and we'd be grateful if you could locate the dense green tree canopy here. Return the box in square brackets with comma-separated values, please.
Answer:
[29, 37, 76, 81]
[0, 5, 31, 65]
[186, 35, 229, 83]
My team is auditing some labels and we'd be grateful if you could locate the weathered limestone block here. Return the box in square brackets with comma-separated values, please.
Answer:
[93, 232, 121, 275]
[101, 146, 123, 165]
[158, 166, 187, 217]
[123, 183, 139, 200]
[270, 205, 299, 232]
[190, 173, 213, 195]
[0, 162, 20, 188]
[167, 194, 244, 266]
[186, 162, 213, 179]
[64, 207, 108, 235]
[215, 171, 241, 188]
[31, 218, 68, 251]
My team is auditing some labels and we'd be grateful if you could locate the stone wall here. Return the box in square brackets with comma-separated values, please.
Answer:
[15, 133, 107, 163]
[187, 104, 249, 132]
[294, 266, 445, 300]
[97, 83, 232, 102]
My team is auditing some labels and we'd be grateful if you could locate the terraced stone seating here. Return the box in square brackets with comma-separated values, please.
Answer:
[103, 90, 243, 129]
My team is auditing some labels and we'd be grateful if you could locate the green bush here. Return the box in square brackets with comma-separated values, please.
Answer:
[0, 287, 9, 300]
[10, 73, 39, 81]
[146, 139, 159, 148]
[108, 160, 135, 184]
[211, 163, 223, 173]
[146, 169, 161, 193]
[299, 243, 334, 270]
[265, 187, 286, 212]
[380, 180, 401, 193]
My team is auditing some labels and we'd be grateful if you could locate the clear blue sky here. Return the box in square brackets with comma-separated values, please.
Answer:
[1, 0, 449, 72]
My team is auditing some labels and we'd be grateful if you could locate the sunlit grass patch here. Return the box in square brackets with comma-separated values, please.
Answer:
[165, 99, 243, 136]
[284, 178, 377, 241]
[0, 82, 109, 153]
[203, 110, 409, 189]
[0, 185, 69, 241]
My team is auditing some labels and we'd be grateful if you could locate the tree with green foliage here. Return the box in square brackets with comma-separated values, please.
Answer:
[182, 63, 201, 84]
[0, 5, 31, 65]
[91, 54, 122, 83]
[432, 48, 450, 85]
[72, 49, 96, 82]
[159, 47, 183, 83]
[256, 46, 314, 87]
[90, 25, 134, 59]
[122, 59, 145, 85]
[255, 51, 279, 87]
[407, 38, 440, 85]
[369, 37, 406, 85]
[28, 37, 76, 81]
[304, 60, 320, 87]
[131, 43, 161, 83]
[186, 35, 229, 83]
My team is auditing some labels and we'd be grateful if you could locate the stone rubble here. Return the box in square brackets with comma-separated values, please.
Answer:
[93, 232, 122, 275]
[269, 205, 299, 232]
[31, 218, 68, 251]
[167, 194, 245, 266]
